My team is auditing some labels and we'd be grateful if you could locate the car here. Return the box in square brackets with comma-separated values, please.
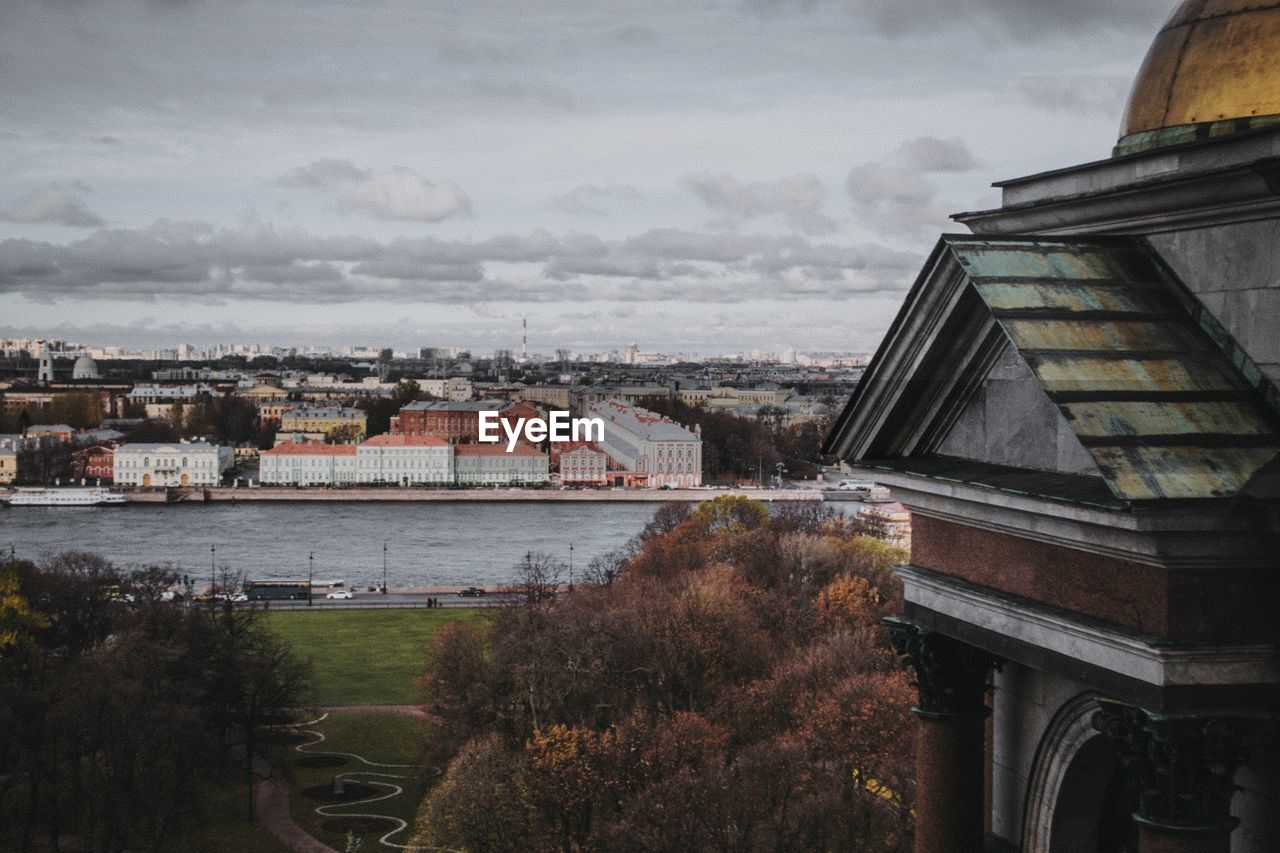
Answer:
[837, 480, 875, 495]
[457, 586, 486, 597]
[325, 590, 354, 600]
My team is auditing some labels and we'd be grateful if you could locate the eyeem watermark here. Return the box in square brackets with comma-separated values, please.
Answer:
[478, 410, 605, 452]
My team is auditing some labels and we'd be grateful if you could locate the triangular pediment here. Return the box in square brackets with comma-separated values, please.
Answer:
[825, 235, 1280, 503]
[936, 342, 1101, 478]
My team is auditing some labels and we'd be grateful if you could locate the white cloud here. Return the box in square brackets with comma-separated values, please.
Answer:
[340, 168, 472, 223]
[0, 189, 104, 228]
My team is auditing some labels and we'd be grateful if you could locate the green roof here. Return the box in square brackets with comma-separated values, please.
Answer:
[826, 235, 1280, 504]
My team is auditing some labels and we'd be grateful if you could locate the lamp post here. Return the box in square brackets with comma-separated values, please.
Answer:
[210, 543, 216, 605]
[382, 542, 388, 594]
[568, 541, 574, 593]
[308, 551, 314, 607]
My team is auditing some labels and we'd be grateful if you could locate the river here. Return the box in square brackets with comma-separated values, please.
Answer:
[0, 502, 666, 589]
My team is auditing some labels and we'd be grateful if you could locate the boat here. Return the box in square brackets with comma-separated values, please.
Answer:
[4, 487, 128, 507]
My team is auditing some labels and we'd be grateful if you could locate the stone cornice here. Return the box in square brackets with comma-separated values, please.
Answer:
[899, 565, 1280, 691]
[850, 465, 1274, 570]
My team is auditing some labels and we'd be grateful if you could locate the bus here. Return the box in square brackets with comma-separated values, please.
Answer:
[245, 580, 311, 601]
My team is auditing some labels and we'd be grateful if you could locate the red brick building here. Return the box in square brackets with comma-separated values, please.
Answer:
[391, 400, 541, 443]
[72, 444, 115, 481]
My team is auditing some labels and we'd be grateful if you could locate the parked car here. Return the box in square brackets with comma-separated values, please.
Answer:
[325, 590, 354, 600]
[837, 480, 875, 495]
[458, 586, 486, 597]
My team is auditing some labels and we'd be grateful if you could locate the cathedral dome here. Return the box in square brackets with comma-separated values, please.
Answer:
[1117, 0, 1280, 155]
[72, 353, 100, 380]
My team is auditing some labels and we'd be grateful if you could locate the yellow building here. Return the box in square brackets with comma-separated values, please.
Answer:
[0, 448, 17, 484]
[279, 405, 367, 441]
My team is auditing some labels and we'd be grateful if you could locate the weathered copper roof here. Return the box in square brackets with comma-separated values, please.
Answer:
[825, 235, 1280, 504]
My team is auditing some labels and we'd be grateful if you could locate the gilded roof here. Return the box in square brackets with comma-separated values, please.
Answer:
[1119, 0, 1280, 153]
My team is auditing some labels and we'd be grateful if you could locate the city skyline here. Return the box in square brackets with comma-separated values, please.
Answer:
[2, 1, 1172, 352]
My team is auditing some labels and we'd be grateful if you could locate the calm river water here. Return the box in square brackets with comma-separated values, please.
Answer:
[0, 502, 666, 589]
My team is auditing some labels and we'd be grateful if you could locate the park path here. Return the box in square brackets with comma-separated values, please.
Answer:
[319, 704, 428, 719]
[253, 754, 339, 853]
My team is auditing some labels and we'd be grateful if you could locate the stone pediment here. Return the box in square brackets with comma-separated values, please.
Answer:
[825, 235, 1280, 503]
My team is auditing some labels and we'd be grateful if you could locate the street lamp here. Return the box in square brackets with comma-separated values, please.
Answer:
[308, 551, 314, 607]
[210, 543, 216, 604]
[568, 541, 574, 592]
[382, 542, 388, 594]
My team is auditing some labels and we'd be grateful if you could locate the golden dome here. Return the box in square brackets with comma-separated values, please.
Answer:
[1118, 0, 1280, 154]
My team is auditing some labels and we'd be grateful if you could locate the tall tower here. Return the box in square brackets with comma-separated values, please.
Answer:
[37, 343, 54, 383]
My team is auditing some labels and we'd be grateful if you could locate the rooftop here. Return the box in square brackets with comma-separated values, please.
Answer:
[262, 443, 357, 456]
[361, 434, 449, 447]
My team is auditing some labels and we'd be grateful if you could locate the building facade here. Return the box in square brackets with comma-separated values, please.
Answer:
[589, 400, 702, 488]
[392, 400, 540, 443]
[0, 447, 16, 484]
[356, 434, 452, 485]
[279, 405, 367, 440]
[72, 444, 115, 482]
[825, 7, 1280, 852]
[114, 442, 231, 487]
[558, 444, 609, 486]
[259, 442, 358, 486]
[454, 442, 548, 486]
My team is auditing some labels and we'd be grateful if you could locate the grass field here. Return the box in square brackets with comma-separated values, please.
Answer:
[267, 712, 429, 852]
[268, 608, 486, 706]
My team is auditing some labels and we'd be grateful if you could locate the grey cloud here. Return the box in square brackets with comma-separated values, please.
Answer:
[1014, 75, 1130, 116]
[551, 183, 643, 216]
[896, 136, 978, 172]
[0, 189, 105, 228]
[845, 136, 980, 237]
[746, 0, 1172, 40]
[278, 158, 372, 187]
[681, 172, 837, 235]
[0, 221, 919, 304]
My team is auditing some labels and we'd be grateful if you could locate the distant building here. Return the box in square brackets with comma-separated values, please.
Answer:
[0, 447, 16, 484]
[418, 377, 474, 401]
[37, 343, 54, 383]
[279, 405, 367, 440]
[72, 444, 115, 482]
[72, 354, 100, 380]
[392, 400, 541, 443]
[114, 442, 232, 487]
[259, 442, 358, 486]
[25, 424, 75, 444]
[589, 400, 702, 488]
[454, 442, 548, 486]
[357, 434, 452, 485]
[558, 444, 609, 486]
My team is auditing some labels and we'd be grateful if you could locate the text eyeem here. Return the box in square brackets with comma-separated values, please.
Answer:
[478, 410, 605, 452]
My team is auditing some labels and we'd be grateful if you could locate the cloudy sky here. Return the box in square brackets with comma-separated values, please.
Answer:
[0, 0, 1174, 354]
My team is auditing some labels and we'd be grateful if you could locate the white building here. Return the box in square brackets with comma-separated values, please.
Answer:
[128, 384, 219, 404]
[356, 434, 452, 485]
[589, 400, 702, 488]
[418, 377, 474, 401]
[454, 443, 548, 486]
[259, 443, 358, 486]
[114, 442, 233, 487]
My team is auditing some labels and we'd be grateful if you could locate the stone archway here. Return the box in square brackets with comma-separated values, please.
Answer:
[1022, 692, 1136, 853]
[142, 473, 151, 487]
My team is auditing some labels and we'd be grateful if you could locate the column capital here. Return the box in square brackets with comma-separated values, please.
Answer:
[884, 617, 1000, 718]
[1092, 699, 1247, 834]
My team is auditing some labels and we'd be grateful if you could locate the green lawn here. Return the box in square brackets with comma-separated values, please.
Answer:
[270, 712, 429, 852]
[268, 608, 486, 705]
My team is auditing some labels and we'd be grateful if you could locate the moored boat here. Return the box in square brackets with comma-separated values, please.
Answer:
[3, 487, 127, 507]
